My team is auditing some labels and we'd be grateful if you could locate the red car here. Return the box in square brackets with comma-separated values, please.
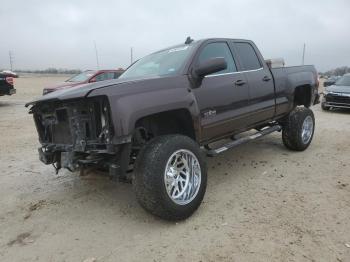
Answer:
[43, 69, 124, 95]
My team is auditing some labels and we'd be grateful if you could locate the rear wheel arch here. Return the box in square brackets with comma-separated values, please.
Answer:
[294, 85, 312, 107]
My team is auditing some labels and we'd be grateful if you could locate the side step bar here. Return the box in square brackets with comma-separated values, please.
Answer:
[206, 125, 282, 157]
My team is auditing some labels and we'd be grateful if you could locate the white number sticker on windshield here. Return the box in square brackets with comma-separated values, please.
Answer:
[168, 46, 189, 53]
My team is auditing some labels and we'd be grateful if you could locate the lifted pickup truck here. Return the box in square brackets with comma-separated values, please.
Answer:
[0, 73, 16, 96]
[26, 38, 319, 220]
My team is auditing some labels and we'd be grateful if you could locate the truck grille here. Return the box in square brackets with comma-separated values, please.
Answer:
[326, 93, 350, 104]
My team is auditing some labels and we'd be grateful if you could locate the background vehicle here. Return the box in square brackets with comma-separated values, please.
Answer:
[1, 70, 19, 78]
[323, 76, 341, 87]
[43, 69, 124, 95]
[27, 38, 319, 220]
[322, 73, 350, 110]
[0, 73, 16, 96]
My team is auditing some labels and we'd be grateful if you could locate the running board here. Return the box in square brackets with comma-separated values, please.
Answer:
[206, 125, 282, 157]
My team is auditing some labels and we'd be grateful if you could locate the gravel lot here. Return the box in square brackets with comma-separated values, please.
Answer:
[0, 75, 349, 262]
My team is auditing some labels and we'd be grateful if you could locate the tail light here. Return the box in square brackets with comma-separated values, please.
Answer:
[6, 77, 14, 85]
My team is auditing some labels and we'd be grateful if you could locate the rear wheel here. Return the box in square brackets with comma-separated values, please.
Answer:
[133, 135, 207, 220]
[282, 107, 315, 151]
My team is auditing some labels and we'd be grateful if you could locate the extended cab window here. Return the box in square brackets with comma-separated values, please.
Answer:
[234, 42, 262, 71]
[198, 42, 237, 74]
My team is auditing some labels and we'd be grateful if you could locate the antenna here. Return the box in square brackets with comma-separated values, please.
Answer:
[302, 43, 306, 65]
[94, 41, 100, 69]
[9, 51, 14, 71]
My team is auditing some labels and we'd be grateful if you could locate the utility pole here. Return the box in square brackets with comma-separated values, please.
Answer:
[302, 43, 306, 65]
[9, 51, 14, 71]
[94, 41, 100, 69]
[130, 47, 133, 65]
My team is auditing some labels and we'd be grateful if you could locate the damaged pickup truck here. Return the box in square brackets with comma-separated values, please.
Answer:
[26, 38, 319, 220]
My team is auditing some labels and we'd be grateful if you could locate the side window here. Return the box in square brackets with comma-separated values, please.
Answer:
[114, 71, 123, 78]
[95, 72, 115, 82]
[234, 42, 262, 71]
[198, 42, 237, 74]
[105, 72, 116, 80]
[94, 73, 105, 82]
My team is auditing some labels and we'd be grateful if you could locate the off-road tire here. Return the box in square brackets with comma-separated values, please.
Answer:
[133, 135, 207, 221]
[282, 107, 315, 151]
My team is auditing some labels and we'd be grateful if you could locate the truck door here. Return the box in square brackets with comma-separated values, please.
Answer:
[192, 41, 250, 142]
[231, 42, 275, 125]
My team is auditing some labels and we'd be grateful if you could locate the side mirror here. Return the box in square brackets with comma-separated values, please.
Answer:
[194, 57, 227, 78]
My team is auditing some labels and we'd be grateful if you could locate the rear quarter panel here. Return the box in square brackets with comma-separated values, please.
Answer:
[271, 65, 317, 117]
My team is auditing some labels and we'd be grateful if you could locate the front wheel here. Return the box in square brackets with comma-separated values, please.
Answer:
[133, 135, 207, 221]
[282, 107, 315, 151]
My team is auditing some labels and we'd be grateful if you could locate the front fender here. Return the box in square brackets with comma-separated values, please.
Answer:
[88, 76, 200, 143]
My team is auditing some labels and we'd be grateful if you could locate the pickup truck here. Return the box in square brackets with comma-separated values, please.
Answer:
[0, 73, 16, 96]
[26, 38, 319, 220]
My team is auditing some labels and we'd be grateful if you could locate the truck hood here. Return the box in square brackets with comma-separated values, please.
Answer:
[326, 85, 350, 94]
[25, 76, 160, 107]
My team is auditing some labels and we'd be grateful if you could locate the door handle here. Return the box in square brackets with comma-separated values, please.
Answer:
[234, 79, 246, 86]
[262, 76, 271, 82]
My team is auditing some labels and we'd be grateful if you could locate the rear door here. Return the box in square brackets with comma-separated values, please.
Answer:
[231, 41, 275, 125]
[192, 41, 250, 141]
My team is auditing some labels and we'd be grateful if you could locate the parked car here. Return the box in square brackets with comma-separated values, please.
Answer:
[0, 73, 16, 96]
[323, 76, 340, 87]
[26, 38, 319, 220]
[42, 69, 124, 95]
[322, 73, 350, 110]
[1, 70, 19, 78]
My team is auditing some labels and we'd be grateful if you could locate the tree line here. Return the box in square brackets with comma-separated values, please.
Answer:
[10, 68, 82, 74]
[320, 66, 350, 77]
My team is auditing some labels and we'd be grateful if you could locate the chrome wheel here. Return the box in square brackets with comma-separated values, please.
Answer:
[301, 115, 314, 144]
[164, 149, 201, 205]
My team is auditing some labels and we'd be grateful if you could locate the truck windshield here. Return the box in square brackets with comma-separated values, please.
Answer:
[335, 75, 350, 86]
[120, 45, 193, 79]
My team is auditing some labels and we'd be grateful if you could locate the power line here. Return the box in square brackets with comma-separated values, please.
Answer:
[130, 47, 133, 65]
[94, 41, 100, 69]
[9, 51, 14, 71]
[302, 43, 306, 65]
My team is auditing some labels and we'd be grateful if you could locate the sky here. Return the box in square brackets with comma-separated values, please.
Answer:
[0, 0, 349, 72]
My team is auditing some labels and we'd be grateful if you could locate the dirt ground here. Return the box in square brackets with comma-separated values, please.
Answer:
[0, 75, 349, 262]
